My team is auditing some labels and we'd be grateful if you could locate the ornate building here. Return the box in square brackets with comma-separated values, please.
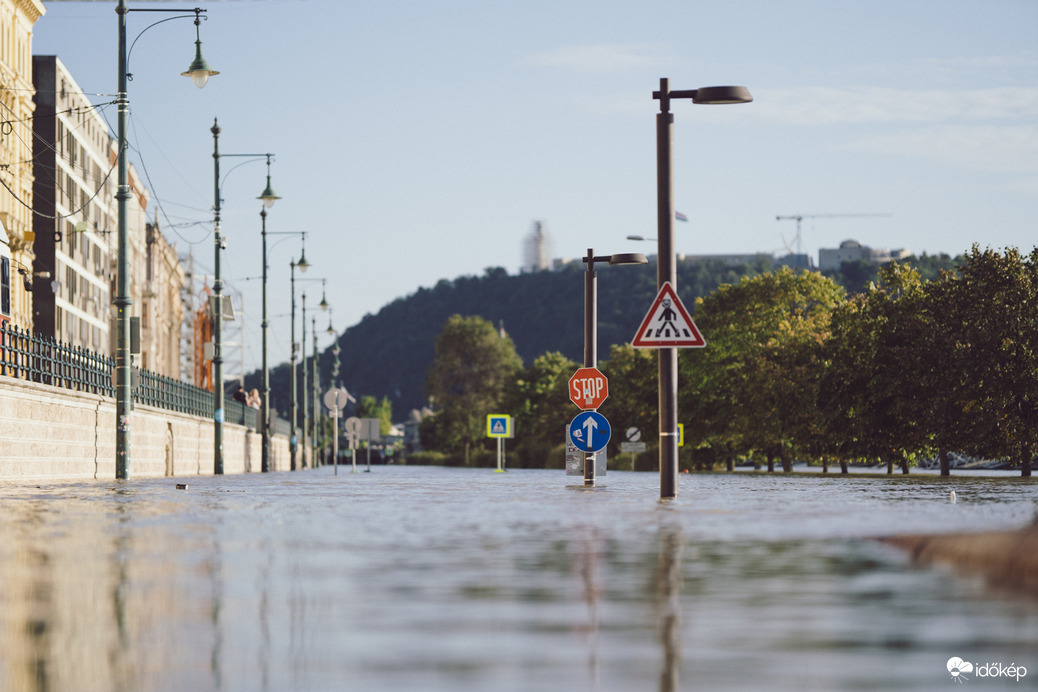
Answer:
[0, 0, 45, 328]
[31, 55, 121, 354]
[30, 55, 185, 379]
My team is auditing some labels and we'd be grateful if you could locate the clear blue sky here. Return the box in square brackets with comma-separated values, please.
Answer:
[33, 0, 1038, 373]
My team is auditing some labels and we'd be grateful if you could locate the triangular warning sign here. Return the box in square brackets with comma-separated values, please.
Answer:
[631, 282, 706, 348]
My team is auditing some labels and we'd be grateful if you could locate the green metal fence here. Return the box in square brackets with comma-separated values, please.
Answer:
[1, 322, 284, 434]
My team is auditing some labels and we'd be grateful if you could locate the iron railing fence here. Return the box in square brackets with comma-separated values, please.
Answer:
[1, 322, 283, 434]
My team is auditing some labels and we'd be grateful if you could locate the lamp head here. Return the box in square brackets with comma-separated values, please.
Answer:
[258, 174, 280, 208]
[609, 252, 648, 266]
[296, 248, 309, 273]
[692, 86, 753, 105]
[182, 40, 219, 88]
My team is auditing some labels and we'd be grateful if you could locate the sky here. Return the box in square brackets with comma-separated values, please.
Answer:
[30, 0, 1038, 376]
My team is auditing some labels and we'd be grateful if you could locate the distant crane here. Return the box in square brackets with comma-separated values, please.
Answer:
[776, 213, 892, 257]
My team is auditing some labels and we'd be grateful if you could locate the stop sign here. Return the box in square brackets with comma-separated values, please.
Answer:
[569, 367, 608, 410]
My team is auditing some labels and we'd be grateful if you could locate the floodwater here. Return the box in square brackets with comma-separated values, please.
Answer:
[1, 466, 1036, 692]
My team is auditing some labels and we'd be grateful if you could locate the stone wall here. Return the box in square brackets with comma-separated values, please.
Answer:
[0, 376, 301, 480]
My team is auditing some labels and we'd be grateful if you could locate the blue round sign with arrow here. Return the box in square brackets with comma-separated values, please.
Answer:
[568, 411, 611, 453]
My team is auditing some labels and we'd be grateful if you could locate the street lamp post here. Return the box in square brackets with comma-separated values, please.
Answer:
[300, 290, 308, 464]
[311, 314, 319, 467]
[260, 207, 271, 472]
[653, 78, 751, 499]
[210, 119, 275, 475]
[582, 248, 647, 486]
[295, 278, 327, 468]
[289, 245, 310, 470]
[115, 1, 217, 479]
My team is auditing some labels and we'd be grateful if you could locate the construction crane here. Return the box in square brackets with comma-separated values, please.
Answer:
[776, 213, 892, 258]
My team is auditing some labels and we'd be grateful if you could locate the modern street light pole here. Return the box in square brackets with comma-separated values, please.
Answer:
[115, 1, 217, 479]
[653, 78, 751, 499]
[210, 119, 274, 475]
[582, 248, 647, 486]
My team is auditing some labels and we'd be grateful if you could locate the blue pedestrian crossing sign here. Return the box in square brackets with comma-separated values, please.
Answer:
[568, 411, 611, 453]
[486, 414, 512, 438]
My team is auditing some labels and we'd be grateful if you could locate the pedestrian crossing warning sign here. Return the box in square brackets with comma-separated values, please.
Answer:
[486, 414, 512, 438]
[631, 282, 706, 348]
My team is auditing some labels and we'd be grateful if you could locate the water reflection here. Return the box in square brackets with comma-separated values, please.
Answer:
[656, 523, 682, 692]
[0, 469, 1036, 691]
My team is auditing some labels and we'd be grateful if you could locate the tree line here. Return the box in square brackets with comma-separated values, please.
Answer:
[417, 247, 1037, 477]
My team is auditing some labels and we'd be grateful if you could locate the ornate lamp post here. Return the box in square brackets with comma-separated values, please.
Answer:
[289, 244, 310, 469]
[210, 119, 275, 474]
[115, 2, 217, 479]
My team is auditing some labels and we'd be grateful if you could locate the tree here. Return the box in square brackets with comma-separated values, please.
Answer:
[356, 395, 393, 435]
[689, 268, 845, 471]
[425, 315, 523, 464]
[506, 351, 579, 468]
[597, 343, 658, 468]
[821, 263, 929, 474]
[941, 247, 1038, 477]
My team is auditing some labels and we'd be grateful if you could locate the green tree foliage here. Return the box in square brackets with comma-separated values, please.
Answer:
[688, 268, 845, 471]
[936, 247, 1038, 476]
[505, 351, 579, 468]
[821, 263, 928, 474]
[355, 394, 393, 435]
[598, 343, 657, 453]
[425, 315, 523, 465]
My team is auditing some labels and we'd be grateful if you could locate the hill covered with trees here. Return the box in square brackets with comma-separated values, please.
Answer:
[255, 252, 960, 422]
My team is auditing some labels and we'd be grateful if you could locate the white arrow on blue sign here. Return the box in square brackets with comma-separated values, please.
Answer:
[568, 411, 611, 453]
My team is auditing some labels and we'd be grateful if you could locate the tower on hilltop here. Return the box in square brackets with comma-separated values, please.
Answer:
[522, 221, 550, 273]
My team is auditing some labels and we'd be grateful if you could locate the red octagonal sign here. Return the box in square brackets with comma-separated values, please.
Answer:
[569, 367, 608, 410]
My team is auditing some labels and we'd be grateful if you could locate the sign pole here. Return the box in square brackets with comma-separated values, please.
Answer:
[584, 248, 598, 487]
[332, 406, 339, 476]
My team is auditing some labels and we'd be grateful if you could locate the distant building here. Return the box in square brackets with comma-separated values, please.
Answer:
[775, 253, 813, 270]
[521, 221, 550, 273]
[818, 239, 911, 271]
[140, 221, 185, 378]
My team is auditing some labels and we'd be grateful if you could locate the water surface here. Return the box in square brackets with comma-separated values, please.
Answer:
[1, 467, 1036, 691]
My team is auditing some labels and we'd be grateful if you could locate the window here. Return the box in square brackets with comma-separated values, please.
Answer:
[1, 257, 9, 319]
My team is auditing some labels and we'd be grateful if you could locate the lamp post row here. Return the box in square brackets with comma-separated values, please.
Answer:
[110, 3, 748, 490]
[211, 119, 277, 474]
[114, 2, 336, 479]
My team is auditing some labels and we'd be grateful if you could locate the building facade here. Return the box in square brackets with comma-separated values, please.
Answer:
[0, 0, 45, 328]
[818, 239, 911, 271]
[31, 55, 122, 353]
[30, 55, 185, 379]
[141, 220, 185, 378]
